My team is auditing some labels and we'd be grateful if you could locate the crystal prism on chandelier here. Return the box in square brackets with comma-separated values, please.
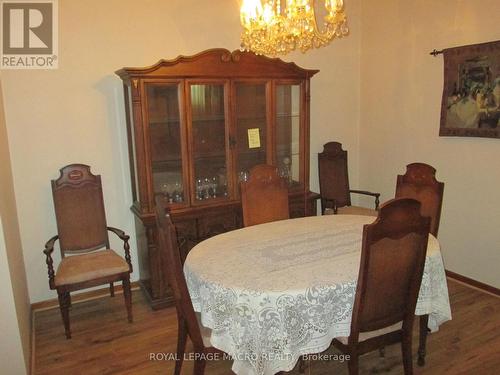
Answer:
[240, 0, 349, 56]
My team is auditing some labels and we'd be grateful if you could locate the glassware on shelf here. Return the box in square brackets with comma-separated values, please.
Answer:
[217, 168, 228, 197]
[160, 183, 169, 197]
[173, 181, 183, 203]
[279, 157, 292, 185]
[159, 181, 184, 204]
[160, 182, 174, 203]
[195, 175, 223, 200]
[238, 170, 249, 182]
[196, 178, 203, 200]
[203, 178, 210, 200]
[211, 176, 217, 198]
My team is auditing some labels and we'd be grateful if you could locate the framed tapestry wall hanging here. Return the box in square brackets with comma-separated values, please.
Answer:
[439, 40, 500, 138]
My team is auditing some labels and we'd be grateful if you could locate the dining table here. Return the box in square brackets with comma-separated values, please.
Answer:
[183, 214, 452, 375]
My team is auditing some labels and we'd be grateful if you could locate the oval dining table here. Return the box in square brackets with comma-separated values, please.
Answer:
[183, 214, 452, 375]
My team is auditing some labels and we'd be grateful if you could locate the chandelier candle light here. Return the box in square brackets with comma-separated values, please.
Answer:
[240, 0, 349, 56]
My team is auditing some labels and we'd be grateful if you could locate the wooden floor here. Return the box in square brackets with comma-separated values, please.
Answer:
[33, 279, 500, 375]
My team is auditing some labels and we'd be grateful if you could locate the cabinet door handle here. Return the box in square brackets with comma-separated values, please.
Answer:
[229, 136, 237, 148]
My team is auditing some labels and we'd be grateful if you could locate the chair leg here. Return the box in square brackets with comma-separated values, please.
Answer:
[298, 355, 308, 373]
[379, 347, 385, 358]
[175, 316, 188, 375]
[193, 352, 206, 375]
[122, 277, 133, 323]
[417, 314, 429, 366]
[110, 282, 115, 297]
[347, 352, 359, 375]
[402, 332, 414, 375]
[57, 291, 71, 339]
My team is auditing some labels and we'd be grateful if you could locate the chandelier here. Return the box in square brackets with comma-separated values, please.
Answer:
[240, 0, 349, 56]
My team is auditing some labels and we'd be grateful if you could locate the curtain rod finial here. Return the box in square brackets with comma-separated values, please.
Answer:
[430, 49, 443, 57]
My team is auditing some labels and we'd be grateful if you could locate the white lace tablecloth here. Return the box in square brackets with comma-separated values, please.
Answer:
[184, 215, 452, 375]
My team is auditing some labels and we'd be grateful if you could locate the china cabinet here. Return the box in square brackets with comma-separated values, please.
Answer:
[116, 49, 319, 309]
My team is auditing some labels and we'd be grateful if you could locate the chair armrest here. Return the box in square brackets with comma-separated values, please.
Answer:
[43, 235, 59, 289]
[349, 189, 381, 210]
[107, 227, 133, 273]
[107, 226, 129, 241]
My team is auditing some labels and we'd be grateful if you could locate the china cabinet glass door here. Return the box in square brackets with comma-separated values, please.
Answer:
[276, 83, 302, 189]
[117, 49, 318, 310]
[145, 82, 186, 205]
[188, 82, 231, 203]
[234, 82, 269, 182]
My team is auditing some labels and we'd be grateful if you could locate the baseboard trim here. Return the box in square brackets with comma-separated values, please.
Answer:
[31, 281, 141, 312]
[446, 270, 500, 297]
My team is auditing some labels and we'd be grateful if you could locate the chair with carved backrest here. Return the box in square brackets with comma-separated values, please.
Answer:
[240, 164, 290, 227]
[395, 162, 444, 366]
[331, 198, 430, 375]
[239, 165, 309, 372]
[318, 142, 380, 215]
[395, 162, 444, 237]
[43, 164, 133, 339]
[155, 195, 226, 375]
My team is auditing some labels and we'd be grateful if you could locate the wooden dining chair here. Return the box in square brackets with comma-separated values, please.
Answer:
[395, 162, 444, 237]
[331, 198, 431, 375]
[318, 142, 380, 215]
[395, 162, 444, 365]
[155, 195, 226, 375]
[240, 164, 289, 227]
[43, 164, 133, 339]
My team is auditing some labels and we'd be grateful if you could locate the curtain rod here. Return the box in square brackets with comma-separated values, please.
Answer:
[430, 49, 444, 57]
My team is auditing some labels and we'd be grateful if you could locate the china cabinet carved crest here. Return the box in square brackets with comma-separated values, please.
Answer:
[116, 49, 319, 309]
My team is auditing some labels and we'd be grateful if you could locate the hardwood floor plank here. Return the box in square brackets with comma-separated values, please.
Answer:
[33, 279, 500, 374]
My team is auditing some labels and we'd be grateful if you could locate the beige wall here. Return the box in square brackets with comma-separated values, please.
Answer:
[3, 0, 499, 306]
[359, 0, 500, 287]
[0, 77, 30, 373]
[2, 0, 362, 303]
[0, 221, 28, 375]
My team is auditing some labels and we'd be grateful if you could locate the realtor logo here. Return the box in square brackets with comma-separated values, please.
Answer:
[1, 0, 58, 69]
